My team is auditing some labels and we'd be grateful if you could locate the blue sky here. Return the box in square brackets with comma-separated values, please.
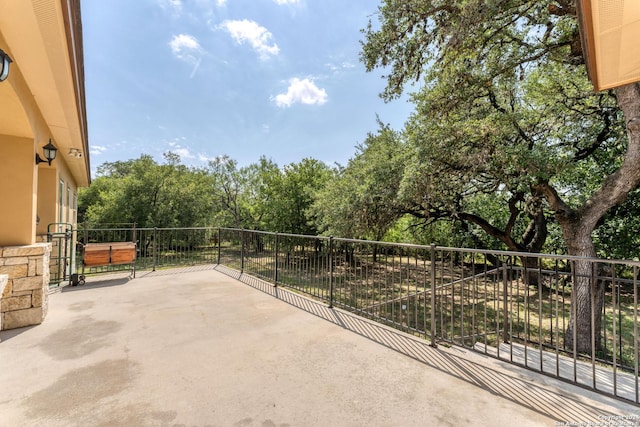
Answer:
[83, 0, 413, 174]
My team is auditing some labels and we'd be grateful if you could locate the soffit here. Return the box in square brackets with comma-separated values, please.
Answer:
[0, 82, 33, 139]
[0, 0, 89, 186]
[578, 0, 640, 91]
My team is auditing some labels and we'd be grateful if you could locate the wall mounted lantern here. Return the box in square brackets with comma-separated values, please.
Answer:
[35, 140, 58, 166]
[68, 148, 83, 158]
[0, 48, 12, 82]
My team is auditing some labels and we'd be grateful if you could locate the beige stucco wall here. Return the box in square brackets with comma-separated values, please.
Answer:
[0, 134, 79, 247]
[0, 49, 57, 246]
[54, 149, 80, 227]
[0, 54, 81, 246]
[35, 154, 80, 236]
[1, 0, 88, 331]
[0, 135, 38, 246]
[36, 167, 58, 235]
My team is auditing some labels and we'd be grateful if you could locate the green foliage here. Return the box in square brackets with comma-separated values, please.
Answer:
[80, 154, 333, 236]
[77, 0, 640, 268]
[361, 0, 629, 256]
[260, 158, 333, 235]
[313, 122, 405, 240]
[205, 155, 332, 233]
[79, 154, 214, 228]
[593, 188, 640, 260]
[382, 215, 472, 248]
[207, 155, 272, 229]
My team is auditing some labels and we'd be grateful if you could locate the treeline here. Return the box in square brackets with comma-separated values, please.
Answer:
[79, 126, 640, 260]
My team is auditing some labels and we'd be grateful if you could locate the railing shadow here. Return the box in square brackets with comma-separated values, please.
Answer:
[215, 265, 632, 422]
[136, 264, 217, 278]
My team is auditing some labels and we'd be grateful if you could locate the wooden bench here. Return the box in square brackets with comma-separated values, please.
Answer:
[78, 242, 137, 283]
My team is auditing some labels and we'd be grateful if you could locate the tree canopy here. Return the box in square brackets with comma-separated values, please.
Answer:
[79, 153, 214, 228]
[361, 0, 640, 352]
[314, 122, 405, 241]
[80, 153, 334, 236]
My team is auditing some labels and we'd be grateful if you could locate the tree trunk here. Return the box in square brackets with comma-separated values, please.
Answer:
[535, 83, 640, 355]
[519, 195, 548, 286]
[562, 225, 604, 354]
[519, 255, 541, 286]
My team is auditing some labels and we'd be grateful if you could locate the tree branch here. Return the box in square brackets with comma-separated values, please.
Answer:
[578, 83, 640, 228]
[532, 181, 577, 226]
[457, 212, 520, 251]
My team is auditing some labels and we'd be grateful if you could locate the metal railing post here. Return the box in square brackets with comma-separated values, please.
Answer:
[274, 232, 279, 286]
[132, 223, 137, 271]
[217, 227, 221, 265]
[240, 228, 245, 273]
[502, 258, 509, 344]
[634, 265, 639, 404]
[329, 236, 334, 308]
[152, 227, 157, 271]
[430, 244, 437, 347]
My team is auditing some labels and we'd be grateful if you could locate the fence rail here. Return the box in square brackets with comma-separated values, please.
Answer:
[71, 225, 639, 405]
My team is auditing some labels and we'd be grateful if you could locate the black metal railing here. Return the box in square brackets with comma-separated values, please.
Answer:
[76, 225, 218, 275]
[71, 225, 640, 404]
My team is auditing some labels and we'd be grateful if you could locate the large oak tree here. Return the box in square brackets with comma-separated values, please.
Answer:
[361, 0, 640, 353]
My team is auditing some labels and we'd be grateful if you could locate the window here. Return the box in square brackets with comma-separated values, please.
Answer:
[58, 179, 64, 230]
[67, 185, 71, 224]
[73, 193, 78, 225]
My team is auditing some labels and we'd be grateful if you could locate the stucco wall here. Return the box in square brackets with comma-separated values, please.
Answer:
[0, 135, 38, 246]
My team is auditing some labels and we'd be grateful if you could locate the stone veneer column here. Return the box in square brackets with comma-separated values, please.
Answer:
[0, 243, 51, 330]
[0, 274, 7, 335]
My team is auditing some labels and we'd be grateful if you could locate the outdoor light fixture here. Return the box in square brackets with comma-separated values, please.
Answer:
[0, 48, 12, 82]
[35, 140, 58, 166]
[68, 148, 83, 158]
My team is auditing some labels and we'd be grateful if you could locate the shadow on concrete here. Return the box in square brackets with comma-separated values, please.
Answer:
[0, 324, 36, 343]
[136, 264, 216, 278]
[61, 276, 131, 292]
[59, 264, 218, 292]
[214, 264, 627, 423]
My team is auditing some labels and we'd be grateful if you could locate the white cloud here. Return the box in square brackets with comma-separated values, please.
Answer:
[169, 34, 202, 63]
[90, 145, 107, 155]
[273, 0, 299, 4]
[167, 140, 195, 160]
[221, 19, 279, 60]
[198, 153, 217, 162]
[158, 0, 182, 16]
[326, 61, 356, 74]
[274, 78, 328, 108]
[169, 34, 204, 77]
[172, 148, 195, 159]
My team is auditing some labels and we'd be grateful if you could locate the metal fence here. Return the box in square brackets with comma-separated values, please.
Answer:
[75, 225, 218, 275]
[72, 225, 639, 405]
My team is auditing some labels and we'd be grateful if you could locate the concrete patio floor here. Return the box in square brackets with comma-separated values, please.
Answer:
[0, 265, 637, 427]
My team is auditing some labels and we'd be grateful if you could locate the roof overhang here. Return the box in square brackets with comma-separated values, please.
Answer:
[576, 0, 640, 91]
[0, 0, 90, 186]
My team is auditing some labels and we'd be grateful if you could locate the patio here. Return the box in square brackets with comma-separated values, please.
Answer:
[0, 266, 636, 426]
